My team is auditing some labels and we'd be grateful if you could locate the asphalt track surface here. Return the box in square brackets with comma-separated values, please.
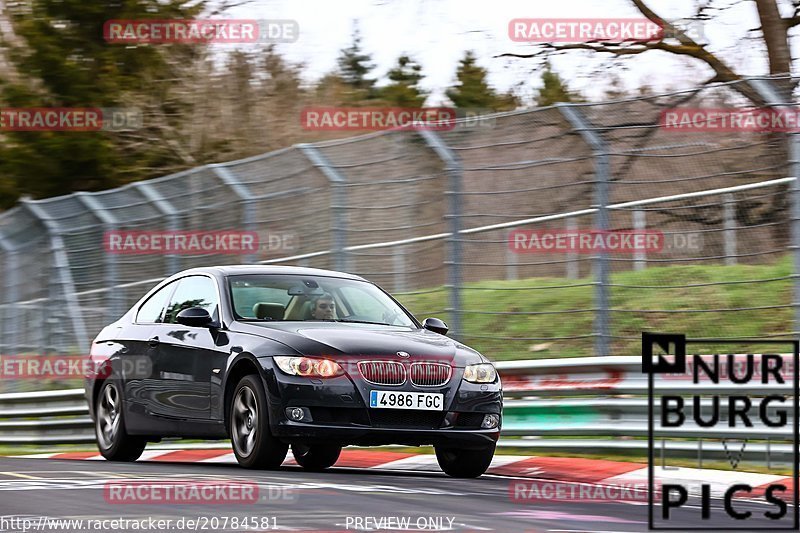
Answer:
[0, 456, 792, 533]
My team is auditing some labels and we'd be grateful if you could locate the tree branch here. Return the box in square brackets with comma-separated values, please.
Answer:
[499, 0, 777, 104]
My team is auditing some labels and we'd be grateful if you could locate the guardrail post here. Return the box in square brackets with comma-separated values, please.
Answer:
[766, 438, 771, 469]
[75, 192, 122, 321]
[723, 193, 737, 266]
[20, 199, 88, 353]
[748, 78, 800, 338]
[558, 104, 611, 357]
[633, 210, 646, 271]
[298, 144, 349, 272]
[209, 164, 258, 264]
[417, 130, 464, 340]
[133, 182, 181, 276]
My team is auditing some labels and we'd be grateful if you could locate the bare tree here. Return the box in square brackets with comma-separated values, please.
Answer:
[501, 0, 798, 242]
[501, 0, 799, 103]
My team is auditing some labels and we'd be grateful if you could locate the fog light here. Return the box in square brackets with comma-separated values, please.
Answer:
[286, 407, 306, 421]
[481, 413, 500, 429]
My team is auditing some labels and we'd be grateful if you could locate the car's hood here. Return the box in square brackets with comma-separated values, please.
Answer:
[232, 321, 484, 365]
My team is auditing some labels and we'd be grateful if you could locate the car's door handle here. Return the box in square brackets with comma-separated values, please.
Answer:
[148, 336, 160, 347]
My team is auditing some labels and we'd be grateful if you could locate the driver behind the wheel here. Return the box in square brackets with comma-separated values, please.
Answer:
[310, 293, 337, 320]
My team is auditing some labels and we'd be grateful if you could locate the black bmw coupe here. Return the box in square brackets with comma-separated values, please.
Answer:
[85, 266, 502, 477]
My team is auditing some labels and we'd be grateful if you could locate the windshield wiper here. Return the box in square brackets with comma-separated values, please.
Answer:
[334, 319, 395, 326]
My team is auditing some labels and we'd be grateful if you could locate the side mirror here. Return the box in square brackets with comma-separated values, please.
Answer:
[423, 317, 448, 335]
[176, 307, 213, 327]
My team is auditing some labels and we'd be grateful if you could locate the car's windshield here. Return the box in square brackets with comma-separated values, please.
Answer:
[229, 274, 417, 327]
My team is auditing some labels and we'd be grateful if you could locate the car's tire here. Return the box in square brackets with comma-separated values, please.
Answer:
[435, 443, 496, 478]
[291, 443, 342, 471]
[230, 374, 289, 469]
[95, 380, 146, 461]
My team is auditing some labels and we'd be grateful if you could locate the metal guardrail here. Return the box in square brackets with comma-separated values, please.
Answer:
[0, 388, 92, 444]
[496, 356, 797, 460]
[0, 357, 795, 462]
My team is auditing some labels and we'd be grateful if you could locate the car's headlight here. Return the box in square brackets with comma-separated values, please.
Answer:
[274, 356, 343, 378]
[462, 363, 497, 383]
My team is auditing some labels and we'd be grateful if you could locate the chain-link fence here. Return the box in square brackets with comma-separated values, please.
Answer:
[1, 77, 798, 381]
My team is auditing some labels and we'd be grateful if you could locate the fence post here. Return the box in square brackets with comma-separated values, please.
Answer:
[633, 210, 646, 271]
[506, 229, 518, 281]
[298, 144, 349, 272]
[0, 236, 19, 354]
[558, 104, 611, 357]
[723, 193, 737, 266]
[75, 192, 122, 322]
[393, 246, 408, 292]
[417, 130, 463, 340]
[209, 164, 258, 264]
[748, 78, 800, 338]
[134, 182, 181, 276]
[20, 198, 88, 353]
[566, 217, 578, 279]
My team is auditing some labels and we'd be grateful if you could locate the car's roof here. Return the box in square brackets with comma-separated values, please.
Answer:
[173, 264, 368, 281]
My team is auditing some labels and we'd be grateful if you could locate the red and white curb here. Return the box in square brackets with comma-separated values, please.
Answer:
[9, 449, 794, 498]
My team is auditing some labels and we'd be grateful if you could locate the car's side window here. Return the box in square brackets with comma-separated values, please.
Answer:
[163, 276, 219, 324]
[339, 286, 390, 320]
[135, 282, 175, 324]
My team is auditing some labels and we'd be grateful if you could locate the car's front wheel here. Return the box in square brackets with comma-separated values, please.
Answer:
[292, 443, 342, 471]
[435, 443, 496, 478]
[230, 375, 289, 469]
[95, 380, 146, 461]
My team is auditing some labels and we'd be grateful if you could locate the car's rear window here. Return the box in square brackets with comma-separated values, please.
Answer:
[231, 285, 292, 318]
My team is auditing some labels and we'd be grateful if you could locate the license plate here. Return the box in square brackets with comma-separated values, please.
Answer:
[369, 390, 444, 411]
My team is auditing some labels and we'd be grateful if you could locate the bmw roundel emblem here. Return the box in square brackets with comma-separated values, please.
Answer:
[396, 351, 410, 358]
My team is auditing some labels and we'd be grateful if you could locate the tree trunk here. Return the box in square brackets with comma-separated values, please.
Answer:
[754, 0, 792, 75]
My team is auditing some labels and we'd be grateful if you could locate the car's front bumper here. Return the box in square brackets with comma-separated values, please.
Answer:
[261, 362, 502, 449]
[272, 422, 500, 449]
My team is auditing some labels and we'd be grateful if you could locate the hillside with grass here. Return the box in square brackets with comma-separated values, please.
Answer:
[397, 256, 794, 360]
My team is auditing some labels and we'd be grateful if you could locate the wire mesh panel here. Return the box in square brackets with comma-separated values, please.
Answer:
[440, 107, 596, 282]
[607, 181, 793, 356]
[582, 82, 789, 204]
[0, 207, 52, 355]
[0, 76, 797, 371]
[234, 147, 335, 270]
[312, 130, 449, 292]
